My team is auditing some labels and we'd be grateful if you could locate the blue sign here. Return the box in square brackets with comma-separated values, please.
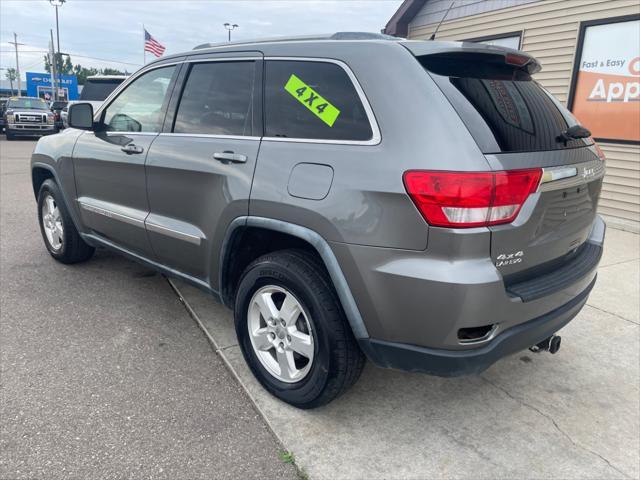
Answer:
[26, 72, 79, 101]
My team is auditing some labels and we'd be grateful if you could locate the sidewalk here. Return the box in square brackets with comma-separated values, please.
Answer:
[171, 226, 640, 480]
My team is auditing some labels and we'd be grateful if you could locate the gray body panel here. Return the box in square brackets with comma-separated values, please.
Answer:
[145, 134, 260, 281]
[30, 36, 605, 374]
[73, 131, 157, 257]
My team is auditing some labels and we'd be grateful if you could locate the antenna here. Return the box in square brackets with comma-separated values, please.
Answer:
[430, 0, 456, 40]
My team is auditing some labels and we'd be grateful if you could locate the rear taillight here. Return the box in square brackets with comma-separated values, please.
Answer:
[403, 169, 542, 228]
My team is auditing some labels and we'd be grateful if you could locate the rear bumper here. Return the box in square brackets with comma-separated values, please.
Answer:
[358, 276, 595, 376]
[331, 214, 605, 372]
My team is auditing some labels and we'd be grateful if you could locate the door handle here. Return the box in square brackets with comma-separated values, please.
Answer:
[121, 144, 144, 155]
[213, 151, 247, 164]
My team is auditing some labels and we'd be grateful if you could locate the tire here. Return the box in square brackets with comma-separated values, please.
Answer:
[234, 249, 365, 409]
[5, 130, 14, 140]
[37, 179, 95, 264]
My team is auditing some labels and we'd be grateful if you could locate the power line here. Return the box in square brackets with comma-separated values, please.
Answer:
[0, 47, 142, 66]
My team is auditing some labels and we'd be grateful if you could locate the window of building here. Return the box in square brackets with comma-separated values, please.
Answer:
[568, 15, 640, 144]
[264, 60, 373, 141]
[464, 32, 522, 50]
[173, 61, 256, 136]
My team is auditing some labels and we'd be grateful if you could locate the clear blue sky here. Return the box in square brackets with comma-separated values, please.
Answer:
[0, 0, 402, 78]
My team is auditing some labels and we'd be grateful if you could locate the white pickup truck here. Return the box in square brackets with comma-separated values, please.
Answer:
[61, 75, 127, 128]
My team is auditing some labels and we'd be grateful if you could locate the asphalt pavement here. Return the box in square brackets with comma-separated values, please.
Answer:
[0, 136, 297, 479]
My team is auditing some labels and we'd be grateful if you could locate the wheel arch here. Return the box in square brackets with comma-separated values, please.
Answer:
[219, 216, 369, 340]
[31, 162, 83, 234]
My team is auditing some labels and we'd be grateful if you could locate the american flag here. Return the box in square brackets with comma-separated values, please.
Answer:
[144, 29, 166, 57]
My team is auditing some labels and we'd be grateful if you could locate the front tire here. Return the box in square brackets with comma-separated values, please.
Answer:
[5, 130, 14, 140]
[37, 179, 95, 264]
[234, 250, 365, 409]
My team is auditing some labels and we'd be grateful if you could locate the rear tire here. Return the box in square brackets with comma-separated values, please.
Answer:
[234, 249, 365, 409]
[37, 179, 94, 264]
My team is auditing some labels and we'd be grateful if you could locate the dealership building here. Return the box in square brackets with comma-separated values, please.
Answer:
[384, 0, 639, 231]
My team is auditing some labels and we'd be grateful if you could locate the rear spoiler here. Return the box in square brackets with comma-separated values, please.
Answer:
[400, 40, 542, 75]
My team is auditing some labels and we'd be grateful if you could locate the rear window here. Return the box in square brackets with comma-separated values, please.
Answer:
[265, 60, 373, 141]
[80, 79, 125, 101]
[420, 53, 591, 153]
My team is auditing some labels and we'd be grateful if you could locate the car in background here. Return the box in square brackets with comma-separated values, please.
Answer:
[49, 100, 67, 131]
[4, 96, 56, 140]
[62, 75, 127, 127]
[0, 98, 8, 132]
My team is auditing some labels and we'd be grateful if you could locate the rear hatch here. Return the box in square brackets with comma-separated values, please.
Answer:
[405, 42, 604, 280]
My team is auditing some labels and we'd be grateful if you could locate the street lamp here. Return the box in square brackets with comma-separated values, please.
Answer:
[223, 23, 238, 42]
[49, 0, 65, 100]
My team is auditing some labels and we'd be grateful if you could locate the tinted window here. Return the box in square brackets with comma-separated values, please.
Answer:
[174, 61, 255, 136]
[102, 67, 175, 132]
[80, 79, 126, 101]
[7, 98, 49, 110]
[265, 60, 372, 141]
[421, 53, 590, 153]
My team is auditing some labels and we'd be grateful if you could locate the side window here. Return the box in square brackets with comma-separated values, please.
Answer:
[102, 66, 175, 132]
[173, 61, 255, 136]
[265, 60, 373, 141]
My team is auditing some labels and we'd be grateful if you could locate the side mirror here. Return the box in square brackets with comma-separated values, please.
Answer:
[68, 103, 94, 130]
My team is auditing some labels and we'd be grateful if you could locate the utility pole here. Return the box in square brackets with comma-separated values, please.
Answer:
[8, 33, 23, 96]
[50, 30, 57, 102]
[49, 0, 65, 99]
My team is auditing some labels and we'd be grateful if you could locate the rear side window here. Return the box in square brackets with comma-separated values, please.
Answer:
[174, 61, 255, 136]
[264, 60, 372, 141]
[421, 53, 591, 153]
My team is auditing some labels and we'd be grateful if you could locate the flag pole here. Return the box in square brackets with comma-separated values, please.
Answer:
[143, 24, 146, 65]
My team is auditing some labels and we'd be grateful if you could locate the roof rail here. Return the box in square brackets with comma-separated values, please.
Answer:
[193, 32, 397, 50]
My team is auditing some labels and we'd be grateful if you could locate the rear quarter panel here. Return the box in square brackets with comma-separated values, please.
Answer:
[250, 42, 491, 249]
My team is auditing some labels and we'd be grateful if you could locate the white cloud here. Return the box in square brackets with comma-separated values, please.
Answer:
[0, 0, 402, 79]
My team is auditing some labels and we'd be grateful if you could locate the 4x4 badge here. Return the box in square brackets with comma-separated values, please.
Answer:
[284, 74, 341, 127]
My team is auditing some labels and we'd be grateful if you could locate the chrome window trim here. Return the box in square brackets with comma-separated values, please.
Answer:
[103, 131, 158, 137]
[185, 56, 262, 63]
[159, 133, 261, 141]
[537, 158, 605, 192]
[262, 56, 381, 146]
[145, 222, 202, 246]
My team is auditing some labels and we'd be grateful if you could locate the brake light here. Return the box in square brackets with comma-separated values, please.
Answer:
[403, 169, 542, 228]
[505, 53, 530, 67]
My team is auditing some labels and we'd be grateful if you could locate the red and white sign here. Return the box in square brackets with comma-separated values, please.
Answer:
[571, 19, 640, 142]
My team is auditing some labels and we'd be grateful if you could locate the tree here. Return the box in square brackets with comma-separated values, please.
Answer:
[5, 68, 17, 95]
[43, 53, 73, 75]
[42, 54, 129, 85]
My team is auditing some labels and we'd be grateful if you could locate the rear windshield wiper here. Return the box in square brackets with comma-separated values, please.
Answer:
[556, 125, 591, 144]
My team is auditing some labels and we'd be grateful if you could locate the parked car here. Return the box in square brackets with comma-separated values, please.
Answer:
[61, 75, 127, 127]
[31, 33, 606, 408]
[5, 96, 56, 140]
[49, 100, 67, 131]
[0, 98, 7, 132]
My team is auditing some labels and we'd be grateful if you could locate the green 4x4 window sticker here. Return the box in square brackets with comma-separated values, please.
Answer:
[284, 74, 341, 127]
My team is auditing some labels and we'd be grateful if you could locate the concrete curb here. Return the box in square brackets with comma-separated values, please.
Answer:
[165, 277, 293, 458]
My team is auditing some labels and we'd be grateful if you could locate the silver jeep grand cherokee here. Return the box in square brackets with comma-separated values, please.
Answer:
[31, 33, 606, 408]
